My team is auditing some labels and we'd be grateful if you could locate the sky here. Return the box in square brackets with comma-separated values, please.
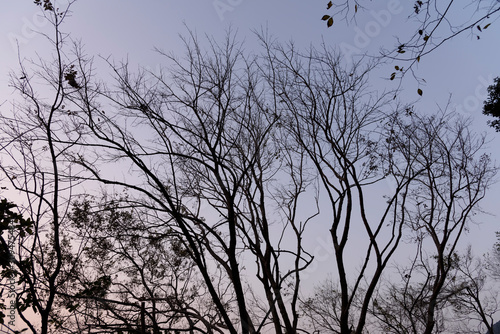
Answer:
[1, 0, 500, 329]
[2, 1, 499, 108]
[2, 1, 499, 123]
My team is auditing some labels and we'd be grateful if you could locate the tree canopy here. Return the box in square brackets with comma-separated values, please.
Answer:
[0, 1, 499, 334]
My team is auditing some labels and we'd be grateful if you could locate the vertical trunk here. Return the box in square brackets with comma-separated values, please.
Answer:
[227, 204, 255, 334]
[141, 302, 146, 334]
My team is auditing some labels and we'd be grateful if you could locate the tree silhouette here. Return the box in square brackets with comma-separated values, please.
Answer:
[1, 2, 497, 333]
[483, 77, 500, 131]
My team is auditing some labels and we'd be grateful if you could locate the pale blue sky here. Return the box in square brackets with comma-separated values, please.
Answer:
[1, 0, 500, 292]
[3, 1, 499, 116]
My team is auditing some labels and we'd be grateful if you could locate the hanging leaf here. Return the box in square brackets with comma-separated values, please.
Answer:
[327, 17, 334, 27]
[327, 1, 333, 9]
[322, 15, 330, 21]
[390, 72, 396, 80]
[417, 88, 423, 96]
[484, 23, 491, 29]
[477, 25, 482, 32]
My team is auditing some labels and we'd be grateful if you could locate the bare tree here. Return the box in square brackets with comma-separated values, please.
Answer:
[368, 111, 496, 334]
[0, 2, 87, 333]
[447, 247, 499, 334]
[259, 35, 438, 333]
[62, 28, 319, 334]
[371, 246, 500, 334]
[390, 111, 494, 334]
[1, 2, 496, 333]
[66, 29, 496, 334]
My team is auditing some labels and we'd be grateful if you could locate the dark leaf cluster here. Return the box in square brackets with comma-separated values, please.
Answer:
[33, 0, 53, 11]
[483, 77, 500, 131]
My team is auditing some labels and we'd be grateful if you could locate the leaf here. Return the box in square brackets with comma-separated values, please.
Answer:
[477, 25, 482, 32]
[327, 17, 334, 27]
[327, 1, 332, 9]
[390, 72, 396, 80]
[418, 29, 423, 35]
[322, 15, 330, 21]
[484, 23, 491, 29]
[417, 56, 420, 62]
[423, 35, 429, 41]
[395, 66, 400, 70]
[355, 4, 358, 13]
[417, 88, 423, 96]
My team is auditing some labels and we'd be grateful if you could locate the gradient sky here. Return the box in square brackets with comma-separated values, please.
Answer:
[1, 0, 500, 313]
